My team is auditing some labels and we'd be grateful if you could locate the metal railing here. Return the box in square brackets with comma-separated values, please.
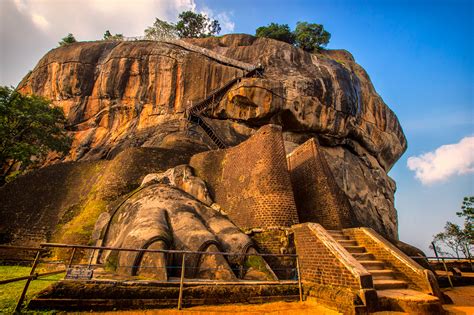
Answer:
[0, 243, 302, 311]
[410, 255, 474, 288]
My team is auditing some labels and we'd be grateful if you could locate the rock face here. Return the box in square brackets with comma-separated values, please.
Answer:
[12, 34, 406, 240]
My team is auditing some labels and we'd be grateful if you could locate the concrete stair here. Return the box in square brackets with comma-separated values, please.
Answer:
[327, 230, 408, 290]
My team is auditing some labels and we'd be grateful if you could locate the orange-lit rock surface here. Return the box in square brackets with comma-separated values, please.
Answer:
[14, 34, 407, 239]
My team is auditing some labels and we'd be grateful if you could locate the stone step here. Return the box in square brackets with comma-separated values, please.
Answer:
[369, 269, 396, 280]
[352, 252, 375, 261]
[359, 260, 385, 270]
[337, 240, 358, 246]
[343, 246, 366, 254]
[326, 230, 344, 236]
[377, 289, 443, 314]
[330, 234, 350, 241]
[373, 279, 408, 290]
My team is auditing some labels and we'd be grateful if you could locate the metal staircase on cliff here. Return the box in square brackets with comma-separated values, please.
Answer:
[171, 39, 263, 149]
[185, 66, 262, 149]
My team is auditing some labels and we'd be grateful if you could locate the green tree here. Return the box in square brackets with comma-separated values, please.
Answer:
[103, 30, 124, 41]
[144, 18, 178, 40]
[255, 23, 295, 44]
[104, 30, 112, 39]
[432, 222, 470, 258]
[58, 33, 77, 46]
[431, 196, 474, 258]
[294, 22, 331, 51]
[457, 196, 474, 241]
[176, 11, 221, 38]
[0, 86, 71, 185]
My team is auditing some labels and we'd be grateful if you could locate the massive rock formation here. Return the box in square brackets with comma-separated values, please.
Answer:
[6, 34, 406, 244]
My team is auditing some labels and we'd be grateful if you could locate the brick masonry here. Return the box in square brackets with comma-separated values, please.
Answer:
[190, 124, 299, 230]
[293, 223, 376, 314]
[287, 138, 356, 230]
[293, 223, 365, 289]
[344, 227, 437, 295]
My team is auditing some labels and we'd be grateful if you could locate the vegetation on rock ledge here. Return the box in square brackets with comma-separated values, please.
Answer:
[144, 10, 221, 40]
[256, 21, 331, 51]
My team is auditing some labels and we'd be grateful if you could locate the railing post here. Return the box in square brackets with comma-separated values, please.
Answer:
[178, 253, 186, 310]
[88, 249, 95, 268]
[431, 242, 440, 262]
[296, 256, 303, 302]
[67, 247, 77, 268]
[442, 258, 453, 288]
[465, 244, 474, 272]
[15, 249, 42, 312]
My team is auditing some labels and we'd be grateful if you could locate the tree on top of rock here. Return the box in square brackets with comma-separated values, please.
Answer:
[255, 21, 331, 52]
[294, 22, 331, 52]
[176, 11, 221, 38]
[144, 18, 179, 40]
[0, 86, 71, 185]
[255, 23, 295, 44]
[58, 33, 77, 46]
[103, 30, 124, 41]
[144, 11, 220, 39]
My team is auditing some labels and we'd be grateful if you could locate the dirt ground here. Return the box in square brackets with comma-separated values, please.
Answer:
[73, 301, 340, 315]
[72, 286, 474, 315]
[442, 286, 474, 315]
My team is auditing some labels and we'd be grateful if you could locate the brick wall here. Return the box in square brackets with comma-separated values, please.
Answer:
[293, 223, 368, 289]
[287, 138, 356, 229]
[293, 223, 376, 314]
[344, 227, 437, 294]
[249, 228, 296, 279]
[190, 124, 299, 230]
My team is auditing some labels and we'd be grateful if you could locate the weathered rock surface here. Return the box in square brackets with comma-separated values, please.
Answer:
[9, 34, 407, 243]
[17, 35, 406, 170]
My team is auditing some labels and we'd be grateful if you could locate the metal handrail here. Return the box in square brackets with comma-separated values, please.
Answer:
[0, 242, 301, 311]
[37, 243, 297, 257]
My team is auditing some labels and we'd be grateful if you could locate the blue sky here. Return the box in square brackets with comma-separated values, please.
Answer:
[1, 0, 473, 254]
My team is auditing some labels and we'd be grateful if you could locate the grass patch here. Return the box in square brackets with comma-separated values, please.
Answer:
[0, 265, 63, 313]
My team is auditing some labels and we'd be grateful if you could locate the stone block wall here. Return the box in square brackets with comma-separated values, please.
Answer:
[248, 228, 296, 279]
[190, 124, 299, 230]
[287, 138, 356, 229]
[344, 227, 441, 297]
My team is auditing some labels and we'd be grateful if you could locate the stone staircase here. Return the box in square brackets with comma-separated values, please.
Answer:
[327, 230, 408, 291]
[326, 229, 444, 314]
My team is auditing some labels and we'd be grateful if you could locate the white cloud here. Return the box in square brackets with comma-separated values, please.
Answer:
[407, 136, 474, 185]
[200, 6, 235, 33]
[31, 13, 49, 31]
[0, 0, 236, 86]
[216, 12, 235, 32]
[9, 0, 198, 40]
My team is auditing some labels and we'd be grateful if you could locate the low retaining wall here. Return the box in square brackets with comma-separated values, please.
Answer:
[248, 227, 296, 280]
[28, 280, 299, 311]
[293, 223, 377, 314]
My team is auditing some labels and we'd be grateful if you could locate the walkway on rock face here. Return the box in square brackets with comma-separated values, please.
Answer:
[107, 37, 263, 149]
[163, 39, 257, 72]
[174, 39, 263, 149]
